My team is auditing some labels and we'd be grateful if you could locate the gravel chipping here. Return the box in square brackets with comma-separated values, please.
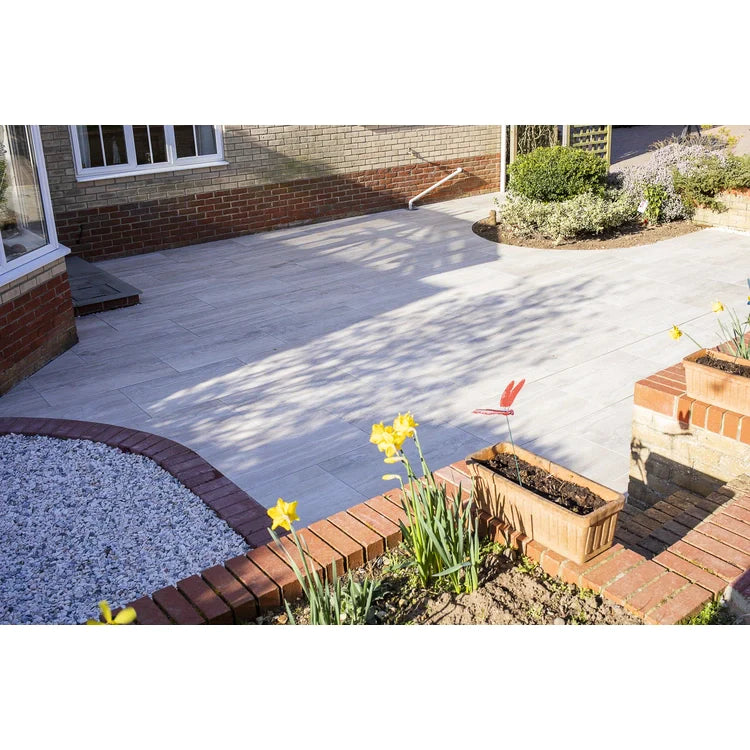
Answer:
[0, 434, 249, 625]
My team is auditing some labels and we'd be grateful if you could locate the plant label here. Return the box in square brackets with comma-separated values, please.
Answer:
[637, 199, 648, 214]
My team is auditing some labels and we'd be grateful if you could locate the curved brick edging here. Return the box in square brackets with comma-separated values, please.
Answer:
[0, 417, 269, 547]
[3, 417, 747, 625]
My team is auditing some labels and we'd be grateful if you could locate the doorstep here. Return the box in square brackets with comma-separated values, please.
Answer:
[65, 256, 141, 316]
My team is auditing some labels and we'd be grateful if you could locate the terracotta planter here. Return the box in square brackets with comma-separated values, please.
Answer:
[466, 443, 625, 565]
[683, 348, 750, 415]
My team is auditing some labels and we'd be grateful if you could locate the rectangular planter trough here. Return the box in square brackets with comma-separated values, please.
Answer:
[466, 443, 625, 565]
[683, 348, 750, 416]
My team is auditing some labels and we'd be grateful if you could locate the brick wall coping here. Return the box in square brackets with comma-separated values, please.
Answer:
[2, 417, 748, 625]
[634, 361, 750, 442]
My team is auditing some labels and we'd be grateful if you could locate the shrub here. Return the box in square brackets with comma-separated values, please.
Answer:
[612, 139, 728, 221]
[508, 145, 608, 202]
[497, 190, 637, 244]
[673, 153, 750, 213]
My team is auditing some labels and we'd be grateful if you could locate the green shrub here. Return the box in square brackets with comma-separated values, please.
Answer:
[508, 145, 608, 202]
[497, 190, 637, 244]
[643, 183, 667, 223]
[673, 153, 750, 213]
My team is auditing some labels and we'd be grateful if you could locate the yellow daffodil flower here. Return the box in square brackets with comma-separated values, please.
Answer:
[86, 600, 137, 625]
[712, 300, 725, 313]
[669, 325, 683, 340]
[267, 498, 300, 531]
[369, 423, 402, 457]
[392, 412, 418, 438]
[383, 455, 405, 464]
[382, 474, 401, 481]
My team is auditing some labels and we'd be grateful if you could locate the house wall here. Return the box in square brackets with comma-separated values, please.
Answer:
[0, 257, 78, 395]
[40, 125, 501, 261]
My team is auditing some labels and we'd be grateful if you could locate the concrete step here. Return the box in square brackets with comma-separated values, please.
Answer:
[66, 256, 141, 316]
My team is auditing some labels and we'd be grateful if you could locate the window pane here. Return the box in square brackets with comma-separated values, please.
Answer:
[77, 125, 105, 168]
[100, 125, 127, 166]
[174, 126, 196, 158]
[195, 126, 217, 156]
[149, 126, 167, 163]
[1, 125, 50, 262]
[133, 125, 168, 165]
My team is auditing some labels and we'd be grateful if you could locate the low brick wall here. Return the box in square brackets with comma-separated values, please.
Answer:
[0, 258, 78, 395]
[693, 188, 750, 231]
[629, 361, 750, 508]
[55, 154, 499, 261]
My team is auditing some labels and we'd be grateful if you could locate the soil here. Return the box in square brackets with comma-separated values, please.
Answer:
[254, 547, 642, 625]
[481, 453, 605, 515]
[472, 217, 701, 250]
[696, 352, 750, 378]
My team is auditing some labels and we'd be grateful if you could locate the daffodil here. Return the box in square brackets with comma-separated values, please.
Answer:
[382, 474, 401, 481]
[712, 300, 725, 313]
[267, 498, 300, 531]
[669, 325, 683, 340]
[392, 412, 418, 438]
[369, 423, 402, 457]
[86, 600, 137, 625]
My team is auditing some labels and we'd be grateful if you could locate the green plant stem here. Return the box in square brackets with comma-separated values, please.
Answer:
[505, 413, 522, 488]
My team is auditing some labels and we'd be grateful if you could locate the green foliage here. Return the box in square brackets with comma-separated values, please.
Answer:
[497, 190, 637, 244]
[269, 527, 381, 625]
[673, 154, 750, 213]
[681, 599, 735, 625]
[508, 145, 608, 202]
[643, 183, 667, 223]
[399, 478, 480, 595]
[716, 303, 750, 359]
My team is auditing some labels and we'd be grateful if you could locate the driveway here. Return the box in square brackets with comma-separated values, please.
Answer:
[3, 193, 750, 526]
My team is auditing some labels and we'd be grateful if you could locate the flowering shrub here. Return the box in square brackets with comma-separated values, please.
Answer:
[612, 140, 727, 221]
[497, 190, 637, 243]
[672, 153, 750, 213]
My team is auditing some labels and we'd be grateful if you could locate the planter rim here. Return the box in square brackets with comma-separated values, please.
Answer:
[683, 347, 750, 368]
[466, 442, 624, 527]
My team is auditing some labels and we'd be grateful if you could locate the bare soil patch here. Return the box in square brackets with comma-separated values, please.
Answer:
[472, 217, 701, 250]
[696, 352, 750, 378]
[254, 547, 641, 626]
[480, 454, 605, 515]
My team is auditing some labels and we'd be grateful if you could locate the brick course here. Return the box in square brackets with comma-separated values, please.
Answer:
[39, 125, 501, 261]
[693, 188, 750, 231]
[0, 259, 77, 395]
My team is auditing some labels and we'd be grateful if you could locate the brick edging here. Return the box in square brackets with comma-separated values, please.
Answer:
[0, 417, 269, 547]
[3, 417, 746, 625]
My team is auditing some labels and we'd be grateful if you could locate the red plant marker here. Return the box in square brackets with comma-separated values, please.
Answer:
[473, 379, 526, 486]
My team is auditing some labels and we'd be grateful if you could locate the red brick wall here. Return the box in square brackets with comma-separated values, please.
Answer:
[0, 268, 78, 395]
[55, 154, 500, 261]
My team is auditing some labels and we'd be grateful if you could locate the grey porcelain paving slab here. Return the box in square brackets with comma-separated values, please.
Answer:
[65, 255, 142, 308]
[5, 193, 750, 528]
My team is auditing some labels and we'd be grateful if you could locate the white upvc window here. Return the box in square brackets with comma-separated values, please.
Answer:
[1, 125, 67, 286]
[69, 125, 225, 181]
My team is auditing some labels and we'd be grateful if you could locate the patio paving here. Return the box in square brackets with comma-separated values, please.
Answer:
[3, 193, 750, 526]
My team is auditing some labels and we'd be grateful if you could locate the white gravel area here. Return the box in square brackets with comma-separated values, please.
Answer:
[0, 434, 249, 625]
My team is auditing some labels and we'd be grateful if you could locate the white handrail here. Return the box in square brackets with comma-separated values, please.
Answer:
[407, 167, 463, 210]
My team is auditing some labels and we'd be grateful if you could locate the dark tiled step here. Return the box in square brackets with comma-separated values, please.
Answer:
[66, 256, 141, 316]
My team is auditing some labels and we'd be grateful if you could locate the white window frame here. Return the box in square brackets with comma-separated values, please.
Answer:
[69, 125, 226, 182]
[1, 125, 68, 287]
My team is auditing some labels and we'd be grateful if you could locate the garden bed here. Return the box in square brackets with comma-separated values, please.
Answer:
[0, 433, 248, 624]
[254, 546, 642, 625]
[472, 217, 700, 250]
